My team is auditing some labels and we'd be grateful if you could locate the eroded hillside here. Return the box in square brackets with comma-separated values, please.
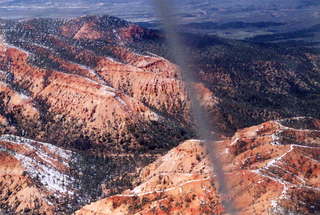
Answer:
[0, 15, 320, 214]
[76, 117, 320, 215]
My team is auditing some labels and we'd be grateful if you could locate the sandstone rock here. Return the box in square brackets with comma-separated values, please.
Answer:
[0, 135, 76, 214]
[0, 42, 190, 151]
[75, 117, 320, 215]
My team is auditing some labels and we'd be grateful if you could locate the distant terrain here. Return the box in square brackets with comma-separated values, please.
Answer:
[1, 0, 320, 41]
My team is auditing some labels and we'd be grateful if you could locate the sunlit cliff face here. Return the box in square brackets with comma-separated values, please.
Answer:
[75, 117, 320, 215]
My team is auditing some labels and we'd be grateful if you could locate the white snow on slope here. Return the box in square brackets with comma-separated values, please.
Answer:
[251, 143, 320, 211]
[0, 135, 75, 196]
[70, 61, 108, 85]
[125, 177, 210, 197]
[15, 153, 74, 195]
[99, 86, 116, 97]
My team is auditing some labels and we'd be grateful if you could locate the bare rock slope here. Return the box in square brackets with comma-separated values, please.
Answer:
[0, 17, 191, 152]
[76, 117, 320, 215]
[0, 135, 76, 214]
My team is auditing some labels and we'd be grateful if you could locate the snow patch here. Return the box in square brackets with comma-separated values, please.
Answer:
[230, 137, 239, 146]
[224, 148, 230, 154]
[0, 135, 75, 196]
[30, 42, 55, 52]
[251, 143, 320, 210]
[116, 96, 127, 106]
[0, 135, 72, 160]
[188, 139, 203, 143]
[127, 177, 210, 197]
[67, 60, 109, 85]
[100, 86, 116, 97]
[15, 153, 74, 195]
[270, 131, 281, 145]
[18, 92, 30, 100]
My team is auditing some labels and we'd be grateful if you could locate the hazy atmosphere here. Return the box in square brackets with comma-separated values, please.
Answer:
[1, 0, 320, 39]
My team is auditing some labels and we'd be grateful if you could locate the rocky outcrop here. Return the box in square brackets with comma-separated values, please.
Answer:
[0, 135, 76, 214]
[75, 117, 320, 215]
[0, 16, 194, 214]
[0, 38, 190, 152]
[2, 14, 320, 139]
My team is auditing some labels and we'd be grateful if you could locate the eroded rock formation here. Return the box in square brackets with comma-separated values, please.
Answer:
[76, 117, 320, 215]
